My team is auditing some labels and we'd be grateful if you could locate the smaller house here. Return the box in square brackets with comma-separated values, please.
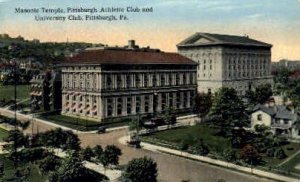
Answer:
[251, 104, 300, 139]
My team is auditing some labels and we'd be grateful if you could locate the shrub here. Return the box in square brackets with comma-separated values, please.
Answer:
[275, 148, 287, 159]
[191, 139, 209, 156]
[266, 148, 276, 157]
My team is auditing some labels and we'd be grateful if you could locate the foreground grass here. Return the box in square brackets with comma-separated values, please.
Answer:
[0, 154, 47, 182]
[0, 84, 30, 101]
[0, 128, 8, 142]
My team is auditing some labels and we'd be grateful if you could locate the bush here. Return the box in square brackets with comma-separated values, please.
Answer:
[191, 139, 209, 156]
[266, 148, 276, 157]
[275, 148, 287, 159]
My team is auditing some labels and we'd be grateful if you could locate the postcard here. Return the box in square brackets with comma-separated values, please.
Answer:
[0, 0, 299, 182]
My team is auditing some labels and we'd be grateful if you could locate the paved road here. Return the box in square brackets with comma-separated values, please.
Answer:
[79, 130, 274, 182]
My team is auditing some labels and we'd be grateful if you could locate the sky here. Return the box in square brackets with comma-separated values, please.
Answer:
[0, 0, 300, 61]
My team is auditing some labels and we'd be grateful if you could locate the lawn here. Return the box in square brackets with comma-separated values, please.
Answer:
[39, 114, 102, 131]
[0, 128, 8, 142]
[142, 125, 231, 153]
[0, 84, 30, 101]
[39, 113, 132, 131]
[282, 152, 300, 174]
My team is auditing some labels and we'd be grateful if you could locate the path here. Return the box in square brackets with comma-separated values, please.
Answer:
[278, 148, 300, 167]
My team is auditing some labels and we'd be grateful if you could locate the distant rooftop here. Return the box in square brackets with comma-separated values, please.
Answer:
[177, 32, 272, 48]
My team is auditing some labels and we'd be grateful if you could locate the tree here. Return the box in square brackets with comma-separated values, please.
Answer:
[0, 161, 4, 177]
[289, 83, 300, 110]
[254, 84, 273, 104]
[240, 144, 262, 166]
[194, 92, 212, 120]
[163, 107, 176, 129]
[81, 146, 95, 161]
[38, 154, 61, 174]
[210, 87, 247, 134]
[93, 145, 103, 160]
[4, 129, 28, 150]
[122, 157, 158, 182]
[49, 152, 101, 182]
[274, 148, 287, 159]
[103, 145, 122, 166]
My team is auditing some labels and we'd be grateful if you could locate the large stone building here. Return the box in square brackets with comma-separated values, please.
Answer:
[177, 33, 273, 95]
[59, 41, 197, 121]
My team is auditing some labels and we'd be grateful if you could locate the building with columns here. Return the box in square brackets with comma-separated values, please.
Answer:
[59, 41, 197, 121]
[177, 33, 273, 95]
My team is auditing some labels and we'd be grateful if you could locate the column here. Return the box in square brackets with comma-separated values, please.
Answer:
[122, 96, 127, 116]
[180, 92, 184, 109]
[140, 95, 145, 113]
[62, 93, 66, 113]
[132, 95, 136, 114]
[157, 93, 162, 112]
[112, 97, 117, 117]
[187, 91, 191, 108]
[149, 95, 154, 113]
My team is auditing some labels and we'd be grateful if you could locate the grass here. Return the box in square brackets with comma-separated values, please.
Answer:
[142, 125, 231, 153]
[262, 142, 300, 167]
[39, 113, 132, 131]
[0, 84, 30, 101]
[0, 128, 8, 142]
[0, 154, 47, 182]
[39, 114, 102, 131]
[282, 152, 300, 174]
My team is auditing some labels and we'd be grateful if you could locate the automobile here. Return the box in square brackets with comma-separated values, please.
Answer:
[96, 126, 106, 134]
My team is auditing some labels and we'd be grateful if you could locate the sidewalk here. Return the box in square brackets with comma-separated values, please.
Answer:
[119, 136, 300, 182]
[52, 148, 122, 181]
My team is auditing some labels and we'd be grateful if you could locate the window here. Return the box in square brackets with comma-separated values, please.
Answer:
[176, 74, 180, 85]
[127, 97, 132, 114]
[126, 74, 131, 88]
[107, 75, 112, 89]
[257, 114, 262, 121]
[145, 95, 149, 113]
[144, 74, 148, 87]
[135, 74, 141, 88]
[183, 73, 187, 85]
[107, 98, 113, 116]
[176, 92, 181, 109]
[136, 96, 141, 113]
[169, 74, 173, 86]
[152, 74, 157, 87]
[284, 119, 289, 125]
[169, 93, 173, 108]
[117, 97, 122, 115]
[161, 74, 165, 86]
[117, 75, 122, 89]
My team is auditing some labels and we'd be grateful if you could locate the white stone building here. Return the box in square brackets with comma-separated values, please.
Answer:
[177, 33, 273, 95]
[59, 41, 197, 122]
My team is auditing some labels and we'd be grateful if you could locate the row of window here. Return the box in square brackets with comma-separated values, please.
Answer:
[103, 73, 196, 90]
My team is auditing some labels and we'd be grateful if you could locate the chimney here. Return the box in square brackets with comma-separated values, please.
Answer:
[128, 40, 135, 49]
